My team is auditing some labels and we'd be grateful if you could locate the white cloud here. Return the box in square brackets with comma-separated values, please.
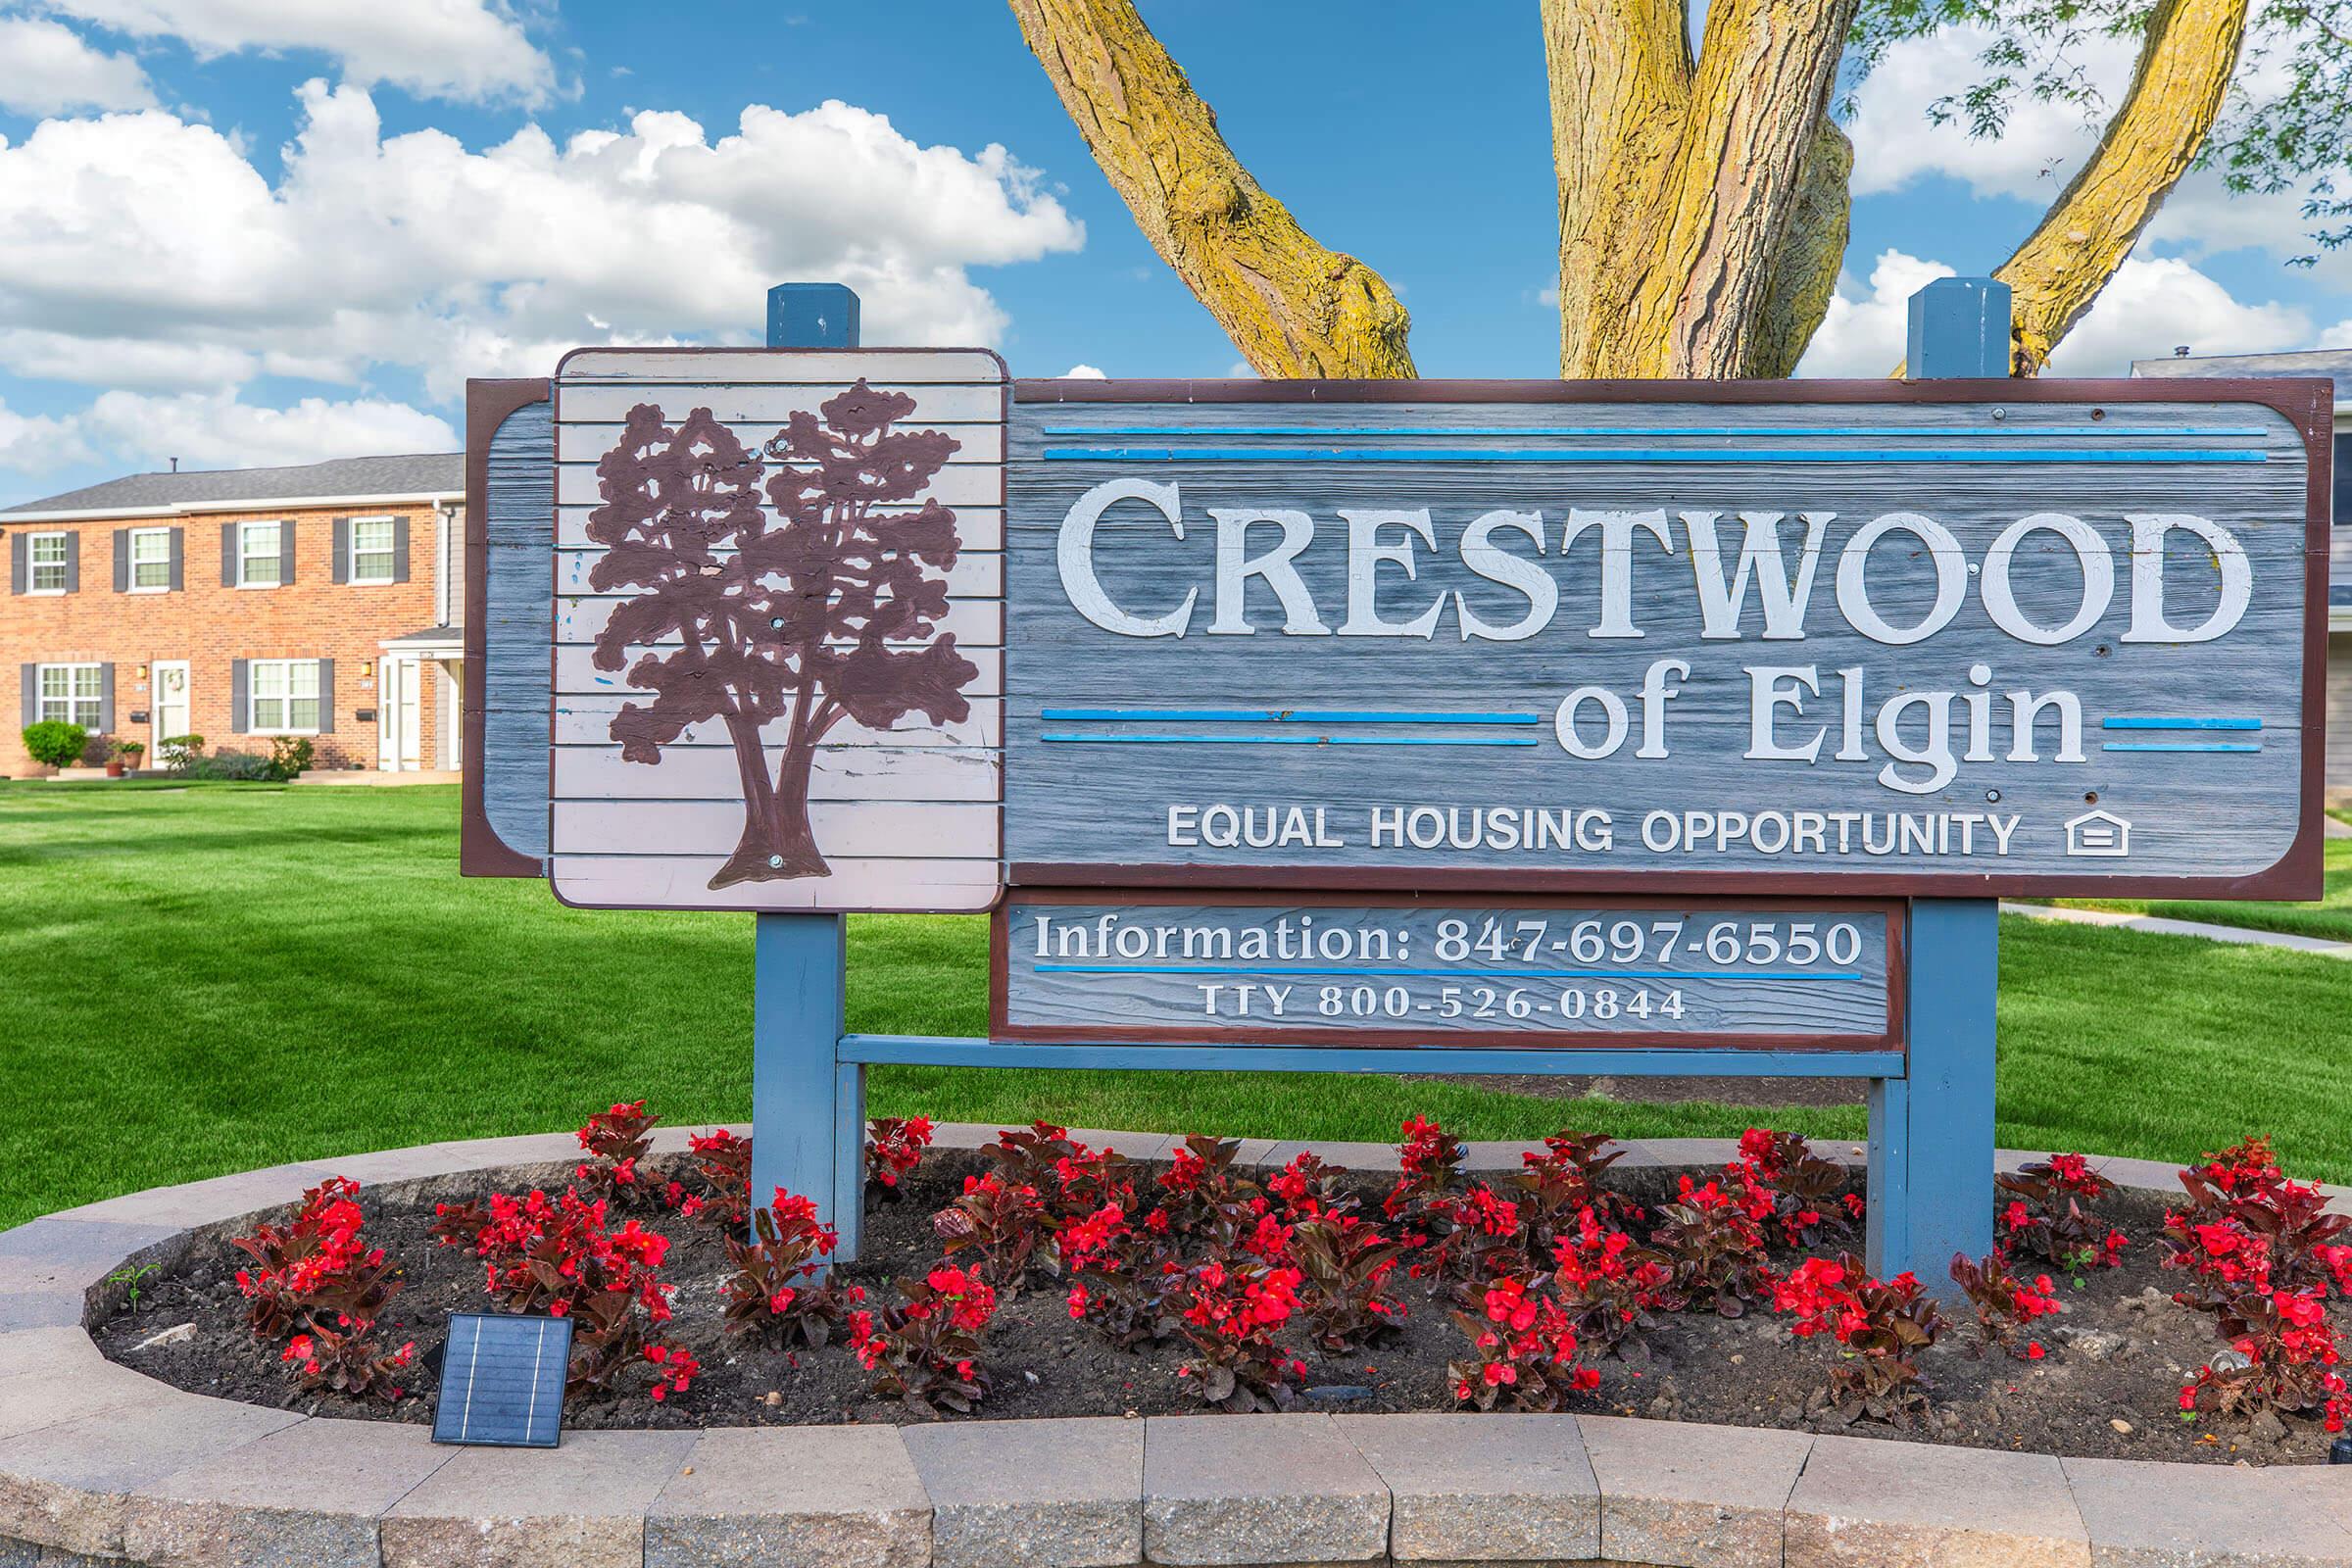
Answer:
[1797, 248, 2310, 376]
[1060, 363, 1105, 378]
[1796, 249, 1955, 376]
[0, 83, 1086, 400]
[1845, 27, 2128, 201]
[0, 397, 93, 473]
[0, 18, 156, 116]
[30, 0, 557, 106]
[74, 388, 456, 467]
[2042, 256, 2310, 372]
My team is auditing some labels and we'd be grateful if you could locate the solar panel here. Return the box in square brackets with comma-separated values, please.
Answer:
[431, 1312, 573, 1448]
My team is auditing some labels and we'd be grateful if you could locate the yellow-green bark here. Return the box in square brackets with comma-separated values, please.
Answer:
[1005, 0, 1413, 378]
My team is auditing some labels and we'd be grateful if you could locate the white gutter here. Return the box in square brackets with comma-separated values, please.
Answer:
[0, 490, 460, 525]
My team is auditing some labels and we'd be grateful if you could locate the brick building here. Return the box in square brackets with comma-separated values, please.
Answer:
[3, 454, 464, 777]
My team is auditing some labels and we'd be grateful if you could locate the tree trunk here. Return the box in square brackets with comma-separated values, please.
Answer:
[1545, 0, 1859, 377]
[1005, 0, 1415, 377]
[707, 710, 827, 888]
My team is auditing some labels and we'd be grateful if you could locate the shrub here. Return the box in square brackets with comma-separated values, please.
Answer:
[187, 748, 272, 781]
[1727, 1128, 1860, 1250]
[1949, 1250, 2063, 1358]
[1511, 1131, 1638, 1246]
[20, 720, 87, 769]
[572, 1100, 660, 1207]
[851, 1265, 998, 1414]
[282, 1322, 416, 1401]
[1447, 1274, 1598, 1411]
[157, 734, 204, 773]
[1169, 1254, 1307, 1412]
[1384, 1115, 1464, 1220]
[677, 1128, 752, 1226]
[1771, 1254, 1944, 1423]
[1649, 1176, 1774, 1316]
[231, 1176, 399, 1342]
[2164, 1152, 2351, 1305]
[1419, 1183, 1529, 1292]
[1266, 1151, 1354, 1220]
[1289, 1214, 1409, 1350]
[433, 1185, 694, 1397]
[1548, 1204, 1673, 1360]
[1996, 1153, 2127, 1273]
[866, 1115, 934, 1196]
[933, 1169, 1049, 1287]
[2178, 1286, 2350, 1432]
[263, 735, 314, 781]
[722, 1188, 861, 1348]
[1154, 1133, 1260, 1246]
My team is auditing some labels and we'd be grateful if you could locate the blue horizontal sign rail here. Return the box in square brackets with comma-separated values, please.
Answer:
[1041, 445, 2267, 466]
[1041, 708, 1543, 725]
[837, 1032, 1906, 1078]
[2101, 716, 2263, 730]
[2101, 742, 2263, 754]
[1039, 732, 1544, 747]
[1035, 963, 1867, 982]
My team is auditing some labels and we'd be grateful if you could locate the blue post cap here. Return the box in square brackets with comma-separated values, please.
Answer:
[767, 283, 861, 350]
[1906, 277, 2013, 379]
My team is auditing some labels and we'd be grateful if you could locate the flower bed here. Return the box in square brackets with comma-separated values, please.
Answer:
[86, 1107, 2352, 1466]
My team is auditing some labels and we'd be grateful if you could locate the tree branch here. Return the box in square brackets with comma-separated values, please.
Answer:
[1006, 0, 1414, 377]
[1742, 117, 1853, 378]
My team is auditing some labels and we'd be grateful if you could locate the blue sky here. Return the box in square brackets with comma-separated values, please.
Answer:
[0, 0, 2343, 506]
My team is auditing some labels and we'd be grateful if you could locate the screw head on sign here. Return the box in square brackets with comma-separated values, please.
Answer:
[767, 855, 784, 869]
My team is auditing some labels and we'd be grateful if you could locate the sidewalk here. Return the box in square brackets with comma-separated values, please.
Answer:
[2002, 901, 2352, 959]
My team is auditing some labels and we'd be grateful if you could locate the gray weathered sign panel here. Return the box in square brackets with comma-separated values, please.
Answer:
[1004, 381, 2328, 897]
[995, 894, 1899, 1049]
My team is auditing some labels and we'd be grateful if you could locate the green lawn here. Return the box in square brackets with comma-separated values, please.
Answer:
[2053, 833, 2352, 945]
[2, 782, 2348, 1230]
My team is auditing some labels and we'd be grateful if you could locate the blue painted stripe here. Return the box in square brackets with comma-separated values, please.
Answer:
[2101, 716, 2262, 730]
[2100, 742, 2263, 753]
[1041, 708, 1541, 725]
[1042, 423, 2274, 439]
[1039, 732, 1544, 747]
[1036, 963, 1865, 981]
[1042, 445, 2265, 466]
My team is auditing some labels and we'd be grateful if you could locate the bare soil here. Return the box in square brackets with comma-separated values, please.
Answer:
[94, 1150, 2339, 1464]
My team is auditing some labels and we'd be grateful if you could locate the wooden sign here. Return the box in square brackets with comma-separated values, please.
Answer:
[546, 349, 1006, 912]
[996, 892, 1900, 1050]
[1004, 380, 2329, 898]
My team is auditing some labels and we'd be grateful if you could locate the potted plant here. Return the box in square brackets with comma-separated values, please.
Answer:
[111, 739, 146, 777]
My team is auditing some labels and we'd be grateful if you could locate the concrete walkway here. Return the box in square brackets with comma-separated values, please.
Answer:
[2002, 900, 2352, 958]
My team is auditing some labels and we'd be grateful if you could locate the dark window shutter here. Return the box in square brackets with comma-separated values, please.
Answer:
[332, 517, 350, 584]
[393, 516, 412, 583]
[318, 659, 336, 733]
[63, 532, 78, 593]
[19, 664, 32, 727]
[8, 534, 23, 594]
[221, 522, 238, 586]
[279, 520, 296, 585]
[169, 528, 184, 591]
[229, 660, 249, 733]
[113, 529, 129, 592]
[99, 663, 115, 733]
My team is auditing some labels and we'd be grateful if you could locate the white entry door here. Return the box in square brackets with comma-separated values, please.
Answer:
[377, 659, 422, 771]
[150, 662, 190, 757]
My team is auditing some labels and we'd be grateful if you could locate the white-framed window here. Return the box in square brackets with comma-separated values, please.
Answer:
[27, 531, 68, 594]
[350, 516, 396, 585]
[238, 520, 282, 587]
[129, 526, 172, 591]
[35, 663, 102, 728]
[248, 659, 319, 734]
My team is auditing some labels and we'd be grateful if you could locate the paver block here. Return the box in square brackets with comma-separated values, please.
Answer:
[0, 1331, 106, 1385]
[382, 1428, 694, 1568]
[124, 1417, 455, 1568]
[1633, 1139, 1742, 1173]
[1142, 1413, 1389, 1566]
[2094, 1158, 2185, 1198]
[0, 1394, 303, 1557]
[1067, 1129, 1176, 1162]
[0, 1296, 79, 1336]
[1337, 1412, 1597, 1563]
[1260, 1142, 1399, 1174]
[47, 1165, 344, 1231]
[2064, 1456, 2352, 1567]
[646, 1425, 928, 1568]
[0, 1360, 160, 1442]
[905, 1415, 1142, 1568]
[1787, 1435, 2090, 1568]
[1577, 1413, 1810, 1568]
[0, 1539, 120, 1566]
[1461, 1142, 1548, 1173]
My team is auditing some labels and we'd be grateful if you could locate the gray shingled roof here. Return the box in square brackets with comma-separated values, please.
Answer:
[2132, 348, 2352, 400]
[4, 452, 463, 515]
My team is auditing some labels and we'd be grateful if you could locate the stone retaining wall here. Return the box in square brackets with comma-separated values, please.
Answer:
[0, 1127, 2346, 1567]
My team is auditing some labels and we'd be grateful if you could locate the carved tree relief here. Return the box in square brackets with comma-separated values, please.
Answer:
[585, 383, 978, 888]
